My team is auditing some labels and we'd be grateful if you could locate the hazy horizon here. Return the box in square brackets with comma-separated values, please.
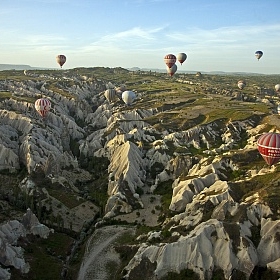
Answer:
[1, 0, 280, 74]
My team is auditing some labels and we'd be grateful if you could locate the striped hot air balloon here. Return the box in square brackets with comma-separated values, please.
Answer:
[164, 54, 176, 68]
[257, 132, 280, 165]
[35, 98, 51, 118]
[104, 89, 116, 103]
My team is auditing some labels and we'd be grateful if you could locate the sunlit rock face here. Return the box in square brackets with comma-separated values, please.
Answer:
[105, 141, 146, 217]
[123, 219, 259, 280]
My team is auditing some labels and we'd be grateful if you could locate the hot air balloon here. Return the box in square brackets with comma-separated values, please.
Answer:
[166, 64, 177, 76]
[164, 54, 176, 68]
[122, 90, 136, 105]
[255, 51, 263, 61]
[177, 53, 187, 65]
[277, 104, 280, 115]
[275, 84, 280, 92]
[257, 132, 280, 165]
[35, 98, 51, 118]
[56, 55, 66, 68]
[237, 80, 246, 90]
[104, 89, 116, 103]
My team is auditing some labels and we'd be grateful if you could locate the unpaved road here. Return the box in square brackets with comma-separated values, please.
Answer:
[77, 225, 135, 280]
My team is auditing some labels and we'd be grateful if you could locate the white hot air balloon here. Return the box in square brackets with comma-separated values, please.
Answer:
[275, 84, 280, 92]
[177, 53, 187, 65]
[122, 90, 136, 105]
[166, 64, 177, 76]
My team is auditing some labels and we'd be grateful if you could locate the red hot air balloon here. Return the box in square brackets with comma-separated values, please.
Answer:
[35, 98, 51, 118]
[257, 132, 280, 165]
[56, 55, 66, 68]
[164, 54, 176, 68]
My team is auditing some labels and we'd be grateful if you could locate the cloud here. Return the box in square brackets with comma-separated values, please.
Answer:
[165, 24, 280, 49]
[79, 25, 167, 53]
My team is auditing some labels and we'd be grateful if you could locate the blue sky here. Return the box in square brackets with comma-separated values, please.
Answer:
[1, 0, 280, 73]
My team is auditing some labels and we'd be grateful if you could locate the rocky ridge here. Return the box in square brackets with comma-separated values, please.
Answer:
[0, 69, 280, 279]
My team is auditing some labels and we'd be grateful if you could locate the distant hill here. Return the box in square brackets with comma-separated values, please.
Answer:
[0, 64, 52, 71]
[127, 67, 269, 76]
[0, 64, 35, 70]
[0, 64, 270, 75]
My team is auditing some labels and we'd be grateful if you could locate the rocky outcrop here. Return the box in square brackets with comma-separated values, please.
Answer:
[0, 209, 53, 279]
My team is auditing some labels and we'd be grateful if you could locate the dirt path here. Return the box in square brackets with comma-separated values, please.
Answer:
[77, 225, 135, 280]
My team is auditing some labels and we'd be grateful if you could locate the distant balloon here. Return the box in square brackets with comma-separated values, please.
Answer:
[277, 104, 280, 115]
[177, 53, 187, 65]
[237, 80, 246, 90]
[257, 132, 280, 165]
[122, 90, 136, 105]
[164, 54, 176, 68]
[35, 98, 51, 118]
[56, 55, 66, 68]
[275, 84, 280, 92]
[104, 89, 116, 103]
[166, 64, 177, 76]
[255, 51, 263, 61]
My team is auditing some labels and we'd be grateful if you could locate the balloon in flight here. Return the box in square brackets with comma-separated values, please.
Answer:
[104, 89, 116, 103]
[177, 53, 187, 65]
[56, 55, 66, 68]
[237, 80, 246, 90]
[275, 84, 280, 92]
[166, 64, 177, 76]
[164, 54, 176, 68]
[257, 132, 280, 166]
[255, 51, 263, 61]
[122, 90, 136, 105]
[35, 98, 51, 118]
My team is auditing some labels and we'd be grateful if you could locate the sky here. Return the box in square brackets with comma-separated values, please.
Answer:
[1, 0, 280, 74]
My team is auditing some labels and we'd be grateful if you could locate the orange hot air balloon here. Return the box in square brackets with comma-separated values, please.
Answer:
[164, 54, 176, 68]
[257, 132, 280, 166]
[35, 98, 51, 118]
[56, 55, 66, 68]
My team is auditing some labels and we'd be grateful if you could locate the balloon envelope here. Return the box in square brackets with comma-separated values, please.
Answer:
[104, 89, 116, 103]
[255, 51, 263, 60]
[56, 55, 66, 68]
[122, 90, 136, 105]
[275, 84, 280, 92]
[257, 132, 280, 165]
[237, 80, 246, 90]
[164, 54, 176, 68]
[35, 98, 51, 118]
[177, 53, 187, 65]
[166, 64, 177, 76]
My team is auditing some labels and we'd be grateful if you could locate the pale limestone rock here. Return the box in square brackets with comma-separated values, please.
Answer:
[170, 173, 220, 212]
[257, 218, 280, 266]
[124, 219, 258, 280]
[267, 258, 280, 273]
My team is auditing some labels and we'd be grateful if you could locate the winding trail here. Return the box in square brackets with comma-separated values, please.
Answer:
[77, 225, 135, 280]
